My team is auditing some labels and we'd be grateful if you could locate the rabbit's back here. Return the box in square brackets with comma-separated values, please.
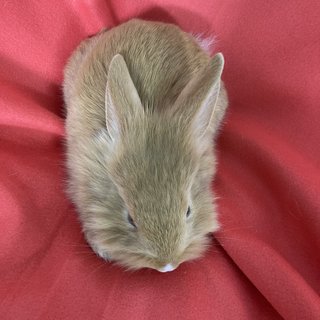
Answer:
[63, 19, 210, 137]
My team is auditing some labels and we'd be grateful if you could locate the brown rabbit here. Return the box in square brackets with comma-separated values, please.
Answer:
[63, 19, 228, 272]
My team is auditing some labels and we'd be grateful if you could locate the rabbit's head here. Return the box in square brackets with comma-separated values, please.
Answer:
[86, 53, 225, 272]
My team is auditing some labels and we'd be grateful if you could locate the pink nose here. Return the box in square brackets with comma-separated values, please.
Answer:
[158, 264, 176, 273]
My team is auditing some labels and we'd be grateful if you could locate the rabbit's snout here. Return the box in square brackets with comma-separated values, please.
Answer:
[158, 263, 176, 273]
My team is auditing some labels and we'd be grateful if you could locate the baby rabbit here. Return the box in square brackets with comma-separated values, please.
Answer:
[63, 19, 228, 272]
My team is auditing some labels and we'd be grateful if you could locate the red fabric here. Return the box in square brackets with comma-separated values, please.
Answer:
[1, 1, 320, 319]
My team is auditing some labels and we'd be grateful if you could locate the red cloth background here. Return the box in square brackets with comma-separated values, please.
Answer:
[1, 1, 320, 319]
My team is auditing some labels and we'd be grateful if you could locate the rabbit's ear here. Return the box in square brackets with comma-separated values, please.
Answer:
[173, 53, 224, 138]
[105, 54, 143, 141]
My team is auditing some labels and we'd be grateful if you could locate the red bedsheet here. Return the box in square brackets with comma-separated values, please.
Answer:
[1, 1, 320, 319]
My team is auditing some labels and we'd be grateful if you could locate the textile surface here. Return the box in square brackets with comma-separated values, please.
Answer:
[1, 1, 320, 319]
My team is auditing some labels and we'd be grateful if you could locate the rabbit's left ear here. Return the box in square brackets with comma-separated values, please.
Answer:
[105, 54, 143, 142]
[172, 53, 224, 138]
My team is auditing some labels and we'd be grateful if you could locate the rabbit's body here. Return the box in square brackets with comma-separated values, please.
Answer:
[63, 19, 228, 271]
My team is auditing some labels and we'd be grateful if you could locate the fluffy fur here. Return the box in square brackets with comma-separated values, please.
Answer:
[63, 19, 228, 271]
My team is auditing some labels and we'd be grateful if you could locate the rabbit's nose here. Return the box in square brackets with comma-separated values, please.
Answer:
[158, 263, 176, 273]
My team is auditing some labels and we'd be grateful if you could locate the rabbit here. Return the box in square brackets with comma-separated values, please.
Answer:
[63, 19, 228, 272]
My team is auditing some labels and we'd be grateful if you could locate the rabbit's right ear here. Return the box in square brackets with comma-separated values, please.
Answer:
[105, 54, 143, 142]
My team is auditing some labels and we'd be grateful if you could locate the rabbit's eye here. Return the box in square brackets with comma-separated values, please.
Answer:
[127, 213, 137, 228]
[186, 206, 191, 218]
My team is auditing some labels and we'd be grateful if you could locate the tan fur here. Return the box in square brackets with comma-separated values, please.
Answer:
[63, 19, 228, 271]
